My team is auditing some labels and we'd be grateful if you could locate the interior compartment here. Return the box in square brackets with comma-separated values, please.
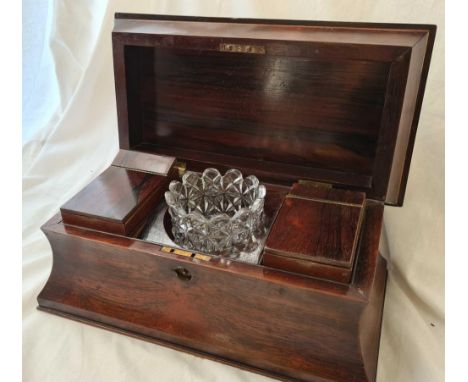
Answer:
[58, 156, 366, 278]
[138, 180, 289, 264]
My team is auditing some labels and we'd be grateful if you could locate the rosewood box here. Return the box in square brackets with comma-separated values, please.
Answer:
[37, 13, 436, 382]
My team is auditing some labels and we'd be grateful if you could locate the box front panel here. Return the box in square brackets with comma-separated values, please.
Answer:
[39, 230, 369, 382]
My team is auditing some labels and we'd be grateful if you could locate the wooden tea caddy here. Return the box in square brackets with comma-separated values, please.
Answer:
[37, 14, 436, 382]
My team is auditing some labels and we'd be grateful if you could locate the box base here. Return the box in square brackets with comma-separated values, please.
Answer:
[37, 305, 304, 382]
[38, 200, 386, 382]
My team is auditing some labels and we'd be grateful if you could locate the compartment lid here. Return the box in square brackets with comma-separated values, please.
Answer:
[263, 183, 367, 283]
[112, 13, 436, 205]
[61, 151, 176, 236]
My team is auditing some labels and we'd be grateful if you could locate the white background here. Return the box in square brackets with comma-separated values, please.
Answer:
[21, 1, 445, 381]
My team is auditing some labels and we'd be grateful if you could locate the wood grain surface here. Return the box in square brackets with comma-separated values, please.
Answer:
[112, 149, 176, 175]
[38, 201, 386, 382]
[112, 14, 436, 205]
[262, 184, 365, 283]
[61, 166, 170, 235]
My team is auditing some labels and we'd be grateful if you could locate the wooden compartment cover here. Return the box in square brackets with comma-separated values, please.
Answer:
[112, 14, 436, 205]
[263, 183, 366, 283]
[61, 152, 176, 235]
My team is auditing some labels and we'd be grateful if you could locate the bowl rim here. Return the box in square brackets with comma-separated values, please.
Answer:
[165, 167, 266, 224]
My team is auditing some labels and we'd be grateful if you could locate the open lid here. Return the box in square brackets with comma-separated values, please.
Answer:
[112, 13, 436, 206]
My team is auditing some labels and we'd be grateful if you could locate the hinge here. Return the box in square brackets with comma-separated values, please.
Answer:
[298, 179, 333, 188]
[161, 246, 211, 261]
[173, 161, 187, 177]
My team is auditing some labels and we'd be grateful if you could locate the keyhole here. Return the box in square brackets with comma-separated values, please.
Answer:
[173, 267, 192, 281]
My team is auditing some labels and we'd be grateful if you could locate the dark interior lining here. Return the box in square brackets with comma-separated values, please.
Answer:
[124, 45, 390, 188]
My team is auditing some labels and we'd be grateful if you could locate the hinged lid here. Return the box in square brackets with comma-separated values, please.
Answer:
[112, 13, 436, 205]
[263, 183, 366, 283]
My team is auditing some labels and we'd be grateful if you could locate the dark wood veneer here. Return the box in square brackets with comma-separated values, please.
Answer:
[37, 13, 436, 382]
[263, 184, 366, 283]
[39, 201, 386, 382]
[265, 198, 362, 267]
[112, 14, 435, 205]
[61, 163, 173, 236]
[112, 149, 175, 175]
[289, 183, 367, 205]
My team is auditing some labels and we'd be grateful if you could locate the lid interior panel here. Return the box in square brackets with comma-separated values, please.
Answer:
[112, 15, 436, 204]
[127, 46, 390, 177]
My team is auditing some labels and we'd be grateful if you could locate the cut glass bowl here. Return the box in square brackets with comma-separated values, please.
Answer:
[165, 168, 266, 257]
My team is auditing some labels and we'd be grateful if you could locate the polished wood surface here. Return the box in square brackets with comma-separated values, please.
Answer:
[260, 253, 355, 285]
[38, 201, 386, 382]
[263, 184, 365, 283]
[290, 183, 366, 205]
[138, 48, 386, 174]
[112, 14, 436, 205]
[114, 17, 426, 46]
[265, 197, 363, 266]
[112, 149, 175, 175]
[61, 165, 170, 235]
